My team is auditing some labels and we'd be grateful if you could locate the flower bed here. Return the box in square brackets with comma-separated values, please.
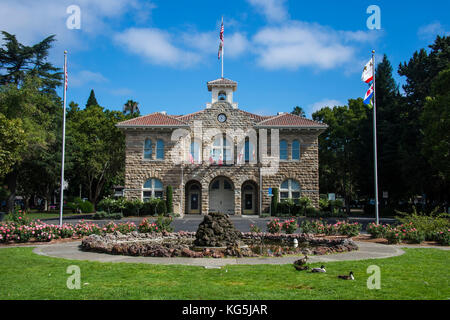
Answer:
[366, 222, 449, 245]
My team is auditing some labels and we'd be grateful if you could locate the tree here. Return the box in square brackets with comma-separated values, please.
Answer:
[123, 99, 140, 115]
[374, 55, 404, 205]
[0, 31, 62, 93]
[420, 67, 450, 205]
[0, 113, 26, 176]
[86, 89, 99, 107]
[66, 103, 129, 206]
[291, 106, 305, 117]
[313, 99, 369, 214]
[397, 35, 450, 205]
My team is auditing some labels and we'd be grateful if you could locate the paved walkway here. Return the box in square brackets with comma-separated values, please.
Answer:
[32, 241, 408, 267]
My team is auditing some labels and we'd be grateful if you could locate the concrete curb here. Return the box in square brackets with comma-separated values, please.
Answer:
[32, 241, 408, 267]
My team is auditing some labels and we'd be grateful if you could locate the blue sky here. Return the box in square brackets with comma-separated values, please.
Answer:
[1, 0, 449, 117]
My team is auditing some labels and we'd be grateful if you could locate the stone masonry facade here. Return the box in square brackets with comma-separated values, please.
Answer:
[117, 78, 327, 216]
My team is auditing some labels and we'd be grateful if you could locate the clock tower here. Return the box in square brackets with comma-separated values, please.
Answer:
[206, 78, 238, 109]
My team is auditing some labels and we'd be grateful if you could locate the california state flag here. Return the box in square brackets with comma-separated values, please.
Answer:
[361, 59, 374, 83]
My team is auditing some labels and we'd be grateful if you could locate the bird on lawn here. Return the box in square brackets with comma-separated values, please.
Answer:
[293, 264, 310, 271]
[293, 255, 308, 266]
[338, 271, 355, 280]
[311, 265, 326, 273]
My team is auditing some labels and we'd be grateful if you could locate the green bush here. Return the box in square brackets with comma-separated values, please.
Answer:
[141, 198, 167, 216]
[156, 215, 174, 232]
[396, 207, 449, 240]
[271, 188, 279, 215]
[123, 199, 143, 217]
[93, 211, 123, 220]
[69, 197, 94, 213]
[277, 199, 295, 216]
[319, 198, 329, 212]
[435, 230, 450, 246]
[156, 200, 167, 216]
[166, 186, 173, 213]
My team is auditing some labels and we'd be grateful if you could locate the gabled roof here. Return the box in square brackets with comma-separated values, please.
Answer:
[207, 78, 237, 91]
[255, 113, 327, 129]
[116, 112, 189, 128]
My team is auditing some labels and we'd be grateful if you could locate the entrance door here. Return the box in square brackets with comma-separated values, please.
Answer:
[189, 192, 200, 214]
[243, 193, 254, 214]
[242, 182, 257, 215]
[209, 177, 235, 214]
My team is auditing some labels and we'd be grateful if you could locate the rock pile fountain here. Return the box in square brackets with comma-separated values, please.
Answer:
[81, 213, 359, 258]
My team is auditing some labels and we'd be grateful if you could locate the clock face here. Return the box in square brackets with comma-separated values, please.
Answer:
[217, 113, 227, 123]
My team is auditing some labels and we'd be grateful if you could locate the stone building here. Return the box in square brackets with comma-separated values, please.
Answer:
[117, 78, 327, 216]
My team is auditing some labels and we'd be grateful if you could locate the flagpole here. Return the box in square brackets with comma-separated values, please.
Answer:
[221, 16, 224, 78]
[59, 50, 67, 227]
[372, 50, 380, 225]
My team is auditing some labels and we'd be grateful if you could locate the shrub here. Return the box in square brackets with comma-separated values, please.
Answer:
[156, 199, 167, 216]
[138, 218, 158, 233]
[250, 224, 261, 233]
[97, 197, 116, 213]
[395, 207, 449, 240]
[271, 188, 279, 215]
[304, 206, 320, 217]
[156, 215, 173, 232]
[435, 230, 450, 246]
[93, 211, 123, 220]
[404, 229, 425, 244]
[267, 219, 282, 233]
[337, 221, 361, 237]
[166, 186, 173, 213]
[385, 229, 403, 244]
[319, 198, 329, 212]
[281, 219, 298, 234]
[68, 197, 95, 213]
[277, 199, 295, 216]
[123, 199, 143, 217]
[366, 222, 391, 238]
[5, 207, 30, 225]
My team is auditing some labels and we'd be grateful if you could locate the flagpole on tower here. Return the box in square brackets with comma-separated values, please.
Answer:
[372, 50, 380, 225]
[59, 50, 68, 227]
[221, 16, 224, 78]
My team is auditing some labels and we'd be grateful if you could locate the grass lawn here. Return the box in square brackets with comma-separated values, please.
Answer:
[0, 247, 448, 300]
[21, 212, 93, 221]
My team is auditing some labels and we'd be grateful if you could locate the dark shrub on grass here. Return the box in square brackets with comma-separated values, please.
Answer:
[166, 186, 173, 214]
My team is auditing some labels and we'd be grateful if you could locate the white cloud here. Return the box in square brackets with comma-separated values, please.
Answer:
[309, 99, 343, 116]
[70, 70, 108, 87]
[247, 0, 288, 23]
[114, 28, 200, 67]
[253, 22, 357, 70]
[0, 0, 155, 47]
[418, 22, 449, 40]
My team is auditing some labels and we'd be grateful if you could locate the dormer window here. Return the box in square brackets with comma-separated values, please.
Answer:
[218, 91, 227, 101]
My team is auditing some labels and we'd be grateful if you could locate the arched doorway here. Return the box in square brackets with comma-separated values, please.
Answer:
[185, 180, 202, 214]
[241, 180, 258, 215]
[209, 176, 235, 214]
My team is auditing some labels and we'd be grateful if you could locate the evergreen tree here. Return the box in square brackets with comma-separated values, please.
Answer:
[291, 106, 305, 117]
[86, 89, 99, 107]
[0, 31, 62, 93]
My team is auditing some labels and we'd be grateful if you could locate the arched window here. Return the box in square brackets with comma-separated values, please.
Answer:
[218, 91, 226, 101]
[144, 139, 152, 159]
[143, 178, 164, 201]
[280, 179, 301, 202]
[280, 139, 288, 160]
[292, 140, 300, 160]
[211, 135, 232, 164]
[244, 139, 255, 163]
[156, 139, 164, 160]
[190, 141, 200, 163]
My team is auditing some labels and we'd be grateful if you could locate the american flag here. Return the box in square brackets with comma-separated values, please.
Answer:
[218, 19, 224, 59]
[64, 58, 68, 91]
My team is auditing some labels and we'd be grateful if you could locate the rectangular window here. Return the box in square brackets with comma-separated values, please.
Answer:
[143, 191, 152, 202]
[280, 192, 289, 199]
[154, 191, 163, 199]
